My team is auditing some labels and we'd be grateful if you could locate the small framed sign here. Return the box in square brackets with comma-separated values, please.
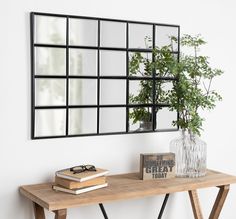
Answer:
[140, 153, 175, 180]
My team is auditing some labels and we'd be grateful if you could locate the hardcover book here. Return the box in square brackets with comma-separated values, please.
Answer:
[53, 183, 108, 195]
[55, 176, 107, 189]
[56, 168, 109, 182]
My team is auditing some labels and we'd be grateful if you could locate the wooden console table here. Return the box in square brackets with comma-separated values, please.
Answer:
[19, 169, 236, 219]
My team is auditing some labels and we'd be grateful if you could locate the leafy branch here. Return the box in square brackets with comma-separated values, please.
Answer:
[168, 34, 223, 136]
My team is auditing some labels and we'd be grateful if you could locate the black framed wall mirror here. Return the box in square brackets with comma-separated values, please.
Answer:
[31, 12, 180, 139]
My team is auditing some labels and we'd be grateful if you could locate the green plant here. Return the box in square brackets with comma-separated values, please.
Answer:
[168, 34, 223, 136]
[129, 48, 153, 124]
[129, 37, 175, 125]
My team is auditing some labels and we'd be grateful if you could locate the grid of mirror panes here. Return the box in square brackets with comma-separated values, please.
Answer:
[31, 12, 180, 139]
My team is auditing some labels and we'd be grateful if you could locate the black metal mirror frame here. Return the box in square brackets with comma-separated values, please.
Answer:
[31, 12, 180, 139]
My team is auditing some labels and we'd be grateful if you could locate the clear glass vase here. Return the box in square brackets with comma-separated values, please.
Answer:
[170, 130, 207, 178]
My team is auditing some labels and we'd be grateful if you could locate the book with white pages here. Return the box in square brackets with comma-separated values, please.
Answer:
[52, 183, 108, 195]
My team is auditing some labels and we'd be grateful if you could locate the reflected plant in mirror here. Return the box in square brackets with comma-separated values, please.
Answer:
[129, 36, 175, 130]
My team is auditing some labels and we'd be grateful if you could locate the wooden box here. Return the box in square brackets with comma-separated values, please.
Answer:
[140, 153, 175, 180]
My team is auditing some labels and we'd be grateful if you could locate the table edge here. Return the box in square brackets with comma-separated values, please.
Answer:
[19, 169, 236, 211]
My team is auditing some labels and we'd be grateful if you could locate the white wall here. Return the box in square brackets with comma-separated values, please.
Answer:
[1, 0, 236, 218]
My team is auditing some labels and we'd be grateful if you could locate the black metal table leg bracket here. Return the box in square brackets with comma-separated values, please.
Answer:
[157, 193, 170, 219]
[99, 194, 169, 219]
[99, 203, 109, 219]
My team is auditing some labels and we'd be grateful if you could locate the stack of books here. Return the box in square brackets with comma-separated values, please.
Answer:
[52, 167, 109, 195]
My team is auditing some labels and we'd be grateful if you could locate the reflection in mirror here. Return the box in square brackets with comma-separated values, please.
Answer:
[100, 79, 126, 104]
[99, 107, 126, 133]
[69, 49, 97, 76]
[155, 80, 173, 104]
[35, 109, 66, 137]
[155, 53, 178, 77]
[34, 15, 66, 45]
[69, 108, 97, 135]
[155, 26, 178, 51]
[129, 23, 153, 49]
[35, 79, 66, 106]
[35, 47, 66, 75]
[100, 50, 126, 76]
[155, 107, 177, 130]
[129, 107, 153, 132]
[129, 80, 153, 104]
[32, 12, 180, 138]
[69, 79, 97, 105]
[173, 53, 178, 61]
[100, 21, 126, 48]
[69, 18, 98, 46]
[129, 52, 152, 77]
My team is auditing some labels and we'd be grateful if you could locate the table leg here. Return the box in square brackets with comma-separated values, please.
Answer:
[99, 203, 109, 219]
[209, 185, 230, 219]
[157, 194, 170, 219]
[33, 202, 45, 219]
[54, 209, 67, 219]
[188, 190, 203, 219]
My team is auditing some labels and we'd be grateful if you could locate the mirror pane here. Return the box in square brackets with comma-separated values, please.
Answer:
[35, 47, 66, 75]
[100, 79, 126, 104]
[69, 108, 97, 135]
[35, 109, 66, 137]
[99, 107, 126, 133]
[129, 52, 152, 77]
[155, 26, 178, 52]
[129, 107, 153, 132]
[129, 80, 153, 104]
[69, 18, 98, 46]
[69, 79, 97, 105]
[129, 23, 153, 49]
[100, 50, 126, 76]
[69, 49, 97, 76]
[173, 53, 178, 61]
[155, 80, 173, 104]
[100, 21, 126, 48]
[34, 15, 66, 45]
[35, 79, 66, 106]
[155, 107, 177, 130]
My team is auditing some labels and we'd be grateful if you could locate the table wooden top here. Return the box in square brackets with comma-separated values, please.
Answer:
[19, 169, 236, 211]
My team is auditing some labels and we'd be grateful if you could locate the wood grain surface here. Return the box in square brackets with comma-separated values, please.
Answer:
[19, 169, 236, 211]
[209, 185, 230, 219]
[188, 190, 203, 219]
